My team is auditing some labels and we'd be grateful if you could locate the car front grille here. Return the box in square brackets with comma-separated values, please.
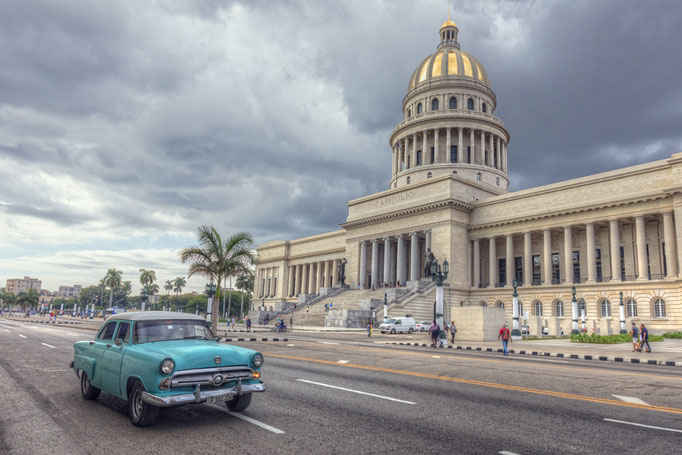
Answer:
[170, 366, 253, 388]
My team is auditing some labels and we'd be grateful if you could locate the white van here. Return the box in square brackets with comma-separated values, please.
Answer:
[379, 317, 417, 334]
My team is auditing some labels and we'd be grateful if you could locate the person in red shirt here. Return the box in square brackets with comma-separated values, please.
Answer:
[498, 324, 511, 356]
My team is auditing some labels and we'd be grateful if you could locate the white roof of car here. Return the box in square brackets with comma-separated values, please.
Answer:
[106, 311, 206, 322]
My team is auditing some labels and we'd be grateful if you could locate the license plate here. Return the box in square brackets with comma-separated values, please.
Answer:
[207, 394, 232, 404]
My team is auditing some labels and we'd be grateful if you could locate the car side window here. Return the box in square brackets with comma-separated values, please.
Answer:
[116, 322, 130, 344]
[396, 319, 402, 325]
[97, 322, 117, 341]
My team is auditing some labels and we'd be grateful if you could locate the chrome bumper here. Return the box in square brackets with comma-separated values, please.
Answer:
[141, 380, 265, 407]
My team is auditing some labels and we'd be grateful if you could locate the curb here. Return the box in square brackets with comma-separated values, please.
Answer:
[386, 342, 682, 367]
[222, 338, 289, 342]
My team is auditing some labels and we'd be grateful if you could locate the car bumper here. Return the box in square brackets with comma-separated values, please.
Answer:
[142, 380, 265, 407]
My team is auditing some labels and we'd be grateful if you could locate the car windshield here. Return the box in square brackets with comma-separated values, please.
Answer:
[133, 319, 215, 344]
[385, 319, 396, 324]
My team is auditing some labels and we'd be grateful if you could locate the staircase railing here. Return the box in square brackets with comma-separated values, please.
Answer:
[280, 287, 348, 314]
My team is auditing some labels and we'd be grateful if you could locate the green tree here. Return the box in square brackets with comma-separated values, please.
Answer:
[16, 288, 39, 310]
[173, 276, 187, 297]
[139, 269, 156, 287]
[144, 283, 159, 309]
[179, 226, 255, 333]
[164, 280, 174, 297]
[104, 268, 123, 309]
[1, 290, 16, 310]
[236, 272, 254, 317]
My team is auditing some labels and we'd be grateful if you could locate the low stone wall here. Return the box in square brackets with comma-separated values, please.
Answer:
[450, 306, 506, 341]
[325, 308, 372, 328]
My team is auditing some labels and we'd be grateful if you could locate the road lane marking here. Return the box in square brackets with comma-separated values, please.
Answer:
[432, 355, 441, 358]
[267, 353, 682, 415]
[207, 404, 284, 434]
[612, 395, 650, 406]
[297, 379, 416, 404]
[604, 418, 682, 433]
[287, 344, 295, 346]
[41, 343, 56, 349]
[18, 334, 27, 338]
[320, 341, 339, 345]
[499, 452, 521, 455]
[3, 329, 10, 332]
[337, 360, 349, 364]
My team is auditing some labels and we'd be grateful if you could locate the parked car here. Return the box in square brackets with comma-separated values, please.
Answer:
[70, 312, 265, 427]
[522, 325, 530, 335]
[379, 317, 417, 334]
[415, 321, 431, 332]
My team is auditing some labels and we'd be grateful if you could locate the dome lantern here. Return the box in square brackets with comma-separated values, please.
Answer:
[438, 9, 459, 49]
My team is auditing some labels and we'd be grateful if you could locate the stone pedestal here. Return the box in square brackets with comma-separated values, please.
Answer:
[547, 317, 562, 337]
[528, 316, 543, 338]
[449, 306, 506, 341]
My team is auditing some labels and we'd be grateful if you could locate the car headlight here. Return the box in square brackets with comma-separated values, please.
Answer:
[159, 358, 175, 374]
[252, 353, 264, 368]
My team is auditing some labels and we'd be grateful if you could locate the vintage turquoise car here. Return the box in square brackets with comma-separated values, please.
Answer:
[70, 312, 265, 426]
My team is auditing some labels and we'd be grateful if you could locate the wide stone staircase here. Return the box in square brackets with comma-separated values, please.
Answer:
[291, 288, 394, 327]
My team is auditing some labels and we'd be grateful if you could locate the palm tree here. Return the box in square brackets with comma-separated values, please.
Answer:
[236, 271, 254, 318]
[104, 269, 123, 309]
[145, 283, 160, 309]
[139, 269, 156, 287]
[179, 226, 255, 333]
[16, 288, 39, 310]
[164, 280, 174, 296]
[1, 290, 17, 310]
[173, 276, 186, 297]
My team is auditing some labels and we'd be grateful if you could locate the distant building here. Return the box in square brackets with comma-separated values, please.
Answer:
[39, 289, 56, 307]
[56, 285, 82, 299]
[6, 277, 41, 295]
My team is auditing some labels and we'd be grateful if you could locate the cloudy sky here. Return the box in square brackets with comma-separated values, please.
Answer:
[1, 0, 681, 293]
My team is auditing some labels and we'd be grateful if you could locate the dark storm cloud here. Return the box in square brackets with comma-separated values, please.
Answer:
[1, 0, 681, 256]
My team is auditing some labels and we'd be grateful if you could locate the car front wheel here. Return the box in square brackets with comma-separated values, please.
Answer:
[128, 381, 159, 427]
[80, 371, 101, 400]
[226, 393, 252, 412]
[420, 327, 425, 332]
[408, 328, 414, 334]
[390, 329, 396, 334]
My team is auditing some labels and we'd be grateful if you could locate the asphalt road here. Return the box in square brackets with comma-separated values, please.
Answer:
[1, 318, 681, 454]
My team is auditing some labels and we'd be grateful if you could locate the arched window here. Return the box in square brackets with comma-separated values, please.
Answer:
[467, 98, 474, 110]
[555, 300, 564, 317]
[497, 301, 504, 309]
[653, 298, 666, 318]
[427, 172, 432, 178]
[449, 96, 457, 109]
[406, 177, 411, 184]
[626, 299, 637, 317]
[533, 301, 543, 316]
[417, 103, 423, 114]
[482, 102, 487, 113]
[600, 300, 611, 317]
[407, 108, 411, 118]
[479, 301, 487, 307]
[432, 98, 439, 111]
[476, 172, 482, 182]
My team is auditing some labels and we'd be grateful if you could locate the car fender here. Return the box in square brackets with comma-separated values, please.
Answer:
[123, 374, 146, 401]
[74, 354, 96, 381]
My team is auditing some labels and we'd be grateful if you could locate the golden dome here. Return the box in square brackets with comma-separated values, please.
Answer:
[441, 19, 457, 29]
[407, 48, 490, 91]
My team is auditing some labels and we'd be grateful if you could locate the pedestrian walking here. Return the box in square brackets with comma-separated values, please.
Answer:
[498, 324, 511, 355]
[245, 316, 251, 332]
[325, 303, 328, 312]
[429, 321, 440, 348]
[630, 322, 641, 352]
[450, 321, 457, 343]
[231, 316, 235, 329]
[367, 322, 372, 338]
[639, 324, 651, 352]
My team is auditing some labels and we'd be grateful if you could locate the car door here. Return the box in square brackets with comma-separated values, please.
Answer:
[91, 321, 117, 388]
[395, 319, 402, 332]
[99, 321, 130, 398]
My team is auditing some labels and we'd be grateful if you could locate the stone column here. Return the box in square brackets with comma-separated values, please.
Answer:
[586, 223, 596, 282]
[383, 238, 391, 286]
[396, 235, 406, 284]
[564, 226, 573, 283]
[489, 237, 497, 286]
[489, 133, 494, 168]
[389, 240, 397, 285]
[295, 264, 303, 295]
[480, 130, 486, 165]
[446, 127, 451, 163]
[411, 133, 417, 168]
[503, 141, 508, 172]
[391, 143, 397, 176]
[469, 129, 475, 164]
[543, 229, 552, 285]
[434, 128, 439, 163]
[287, 266, 295, 297]
[422, 130, 427, 164]
[635, 216, 648, 280]
[473, 239, 481, 287]
[371, 239, 379, 288]
[301, 264, 308, 295]
[308, 263, 315, 294]
[496, 137, 501, 169]
[663, 211, 678, 277]
[425, 230, 432, 251]
[458, 127, 464, 163]
[506, 234, 514, 286]
[359, 242, 368, 289]
[323, 260, 329, 288]
[332, 259, 339, 286]
[315, 261, 323, 293]
[410, 232, 420, 281]
[609, 220, 621, 282]
[523, 232, 532, 286]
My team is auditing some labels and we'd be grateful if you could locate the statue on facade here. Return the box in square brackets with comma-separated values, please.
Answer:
[424, 249, 436, 277]
[338, 258, 347, 285]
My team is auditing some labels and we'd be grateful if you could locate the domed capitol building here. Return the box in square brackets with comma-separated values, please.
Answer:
[253, 18, 681, 336]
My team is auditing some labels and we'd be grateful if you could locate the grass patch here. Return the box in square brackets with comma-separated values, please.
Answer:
[571, 332, 663, 344]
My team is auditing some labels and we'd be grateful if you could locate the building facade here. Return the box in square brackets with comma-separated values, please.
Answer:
[56, 285, 83, 299]
[5, 276, 42, 295]
[254, 19, 682, 332]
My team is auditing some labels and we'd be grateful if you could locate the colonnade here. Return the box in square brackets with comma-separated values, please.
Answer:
[256, 267, 278, 298]
[392, 127, 507, 177]
[286, 259, 342, 297]
[358, 230, 432, 289]
[471, 213, 678, 288]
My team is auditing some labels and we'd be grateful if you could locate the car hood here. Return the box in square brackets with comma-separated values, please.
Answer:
[139, 340, 259, 370]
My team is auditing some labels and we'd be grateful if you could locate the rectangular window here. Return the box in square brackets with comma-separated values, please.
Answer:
[416, 150, 422, 166]
[596, 249, 602, 282]
[552, 253, 560, 283]
[646, 244, 651, 279]
[532, 255, 541, 283]
[619, 246, 625, 280]
[450, 145, 457, 163]
[663, 241, 667, 276]
[514, 257, 523, 284]
[430, 147, 435, 164]
[467, 146, 471, 164]
[498, 258, 506, 286]
[572, 251, 580, 282]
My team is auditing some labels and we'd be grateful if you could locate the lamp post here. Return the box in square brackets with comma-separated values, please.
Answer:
[580, 298, 586, 332]
[571, 286, 579, 334]
[619, 291, 626, 334]
[140, 288, 149, 312]
[430, 256, 449, 347]
[511, 280, 521, 339]
[383, 293, 388, 322]
[205, 282, 217, 323]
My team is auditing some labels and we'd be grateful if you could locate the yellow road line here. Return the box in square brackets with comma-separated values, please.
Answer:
[266, 353, 682, 415]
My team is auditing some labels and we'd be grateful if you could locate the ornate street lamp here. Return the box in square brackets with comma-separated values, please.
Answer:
[511, 280, 521, 338]
[619, 291, 626, 334]
[580, 298, 586, 332]
[205, 282, 217, 322]
[430, 256, 449, 347]
[383, 292, 388, 322]
[571, 286, 579, 334]
[140, 287, 149, 312]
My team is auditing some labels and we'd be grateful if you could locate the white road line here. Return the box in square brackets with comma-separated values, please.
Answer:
[18, 334, 27, 338]
[320, 341, 339, 345]
[612, 395, 650, 406]
[41, 343, 56, 349]
[287, 344, 295, 346]
[3, 329, 10, 332]
[337, 360, 349, 364]
[604, 418, 682, 433]
[432, 355, 441, 358]
[207, 404, 284, 434]
[297, 379, 416, 404]
[499, 451, 521, 455]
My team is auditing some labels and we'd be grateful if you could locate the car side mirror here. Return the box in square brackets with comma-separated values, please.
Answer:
[115, 338, 123, 347]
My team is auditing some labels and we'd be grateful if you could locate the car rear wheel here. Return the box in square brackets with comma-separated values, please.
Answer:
[80, 371, 101, 400]
[408, 328, 414, 334]
[226, 392, 252, 412]
[128, 381, 159, 427]
[420, 327, 425, 332]
[390, 328, 396, 334]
